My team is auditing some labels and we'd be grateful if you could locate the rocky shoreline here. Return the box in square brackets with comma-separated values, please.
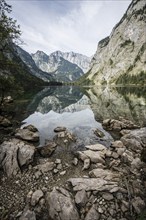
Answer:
[0, 115, 146, 220]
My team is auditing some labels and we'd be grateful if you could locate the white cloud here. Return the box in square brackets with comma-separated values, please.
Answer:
[9, 0, 131, 56]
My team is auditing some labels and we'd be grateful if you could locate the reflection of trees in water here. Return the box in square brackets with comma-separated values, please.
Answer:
[85, 86, 146, 126]
[116, 86, 146, 100]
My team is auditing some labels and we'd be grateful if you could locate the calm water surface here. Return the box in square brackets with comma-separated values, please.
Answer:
[22, 86, 146, 146]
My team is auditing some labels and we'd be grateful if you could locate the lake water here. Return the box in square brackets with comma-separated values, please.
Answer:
[22, 86, 146, 147]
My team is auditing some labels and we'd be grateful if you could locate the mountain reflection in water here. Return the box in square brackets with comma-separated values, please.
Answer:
[23, 86, 146, 145]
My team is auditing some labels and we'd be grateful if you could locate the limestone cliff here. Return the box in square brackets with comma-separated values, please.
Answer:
[81, 0, 146, 85]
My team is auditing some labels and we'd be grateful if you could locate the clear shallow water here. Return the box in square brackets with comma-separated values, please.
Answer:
[22, 86, 146, 146]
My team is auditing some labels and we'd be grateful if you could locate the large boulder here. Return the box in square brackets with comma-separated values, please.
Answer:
[46, 187, 79, 220]
[0, 138, 35, 177]
[15, 125, 39, 142]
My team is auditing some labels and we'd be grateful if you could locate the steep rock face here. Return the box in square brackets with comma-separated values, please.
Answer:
[83, 0, 146, 85]
[15, 46, 54, 82]
[31, 50, 91, 82]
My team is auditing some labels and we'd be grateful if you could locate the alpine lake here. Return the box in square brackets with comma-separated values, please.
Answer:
[6, 85, 146, 150]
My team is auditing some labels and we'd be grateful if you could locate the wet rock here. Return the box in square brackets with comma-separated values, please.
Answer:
[0, 138, 35, 177]
[19, 209, 36, 220]
[31, 190, 44, 207]
[75, 189, 88, 207]
[85, 144, 106, 151]
[54, 127, 67, 132]
[132, 197, 145, 214]
[57, 163, 62, 170]
[85, 205, 100, 220]
[15, 125, 39, 142]
[82, 158, 90, 170]
[46, 187, 79, 220]
[37, 141, 57, 157]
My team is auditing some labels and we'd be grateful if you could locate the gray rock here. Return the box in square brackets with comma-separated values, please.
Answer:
[77, 150, 105, 164]
[18, 142, 35, 167]
[57, 163, 62, 170]
[102, 192, 114, 201]
[23, 125, 38, 132]
[82, 158, 90, 170]
[31, 190, 44, 206]
[103, 118, 139, 131]
[89, 168, 120, 181]
[72, 157, 78, 166]
[0, 139, 35, 177]
[85, 144, 106, 151]
[15, 125, 39, 142]
[112, 141, 124, 148]
[46, 187, 79, 220]
[37, 141, 57, 157]
[75, 189, 87, 207]
[19, 209, 36, 220]
[55, 158, 61, 164]
[36, 162, 54, 173]
[0, 116, 12, 127]
[85, 205, 100, 220]
[68, 178, 118, 192]
[132, 197, 145, 214]
[60, 170, 66, 175]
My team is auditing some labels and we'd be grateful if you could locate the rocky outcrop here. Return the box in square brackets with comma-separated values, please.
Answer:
[0, 138, 35, 177]
[82, 0, 146, 85]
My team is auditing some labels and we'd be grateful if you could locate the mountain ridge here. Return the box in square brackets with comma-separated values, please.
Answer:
[79, 0, 146, 85]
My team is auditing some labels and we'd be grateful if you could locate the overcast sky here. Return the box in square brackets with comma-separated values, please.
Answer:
[8, 0, 132, 57]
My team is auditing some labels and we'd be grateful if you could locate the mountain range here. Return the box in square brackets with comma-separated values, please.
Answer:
[31, 50, 91, 82]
